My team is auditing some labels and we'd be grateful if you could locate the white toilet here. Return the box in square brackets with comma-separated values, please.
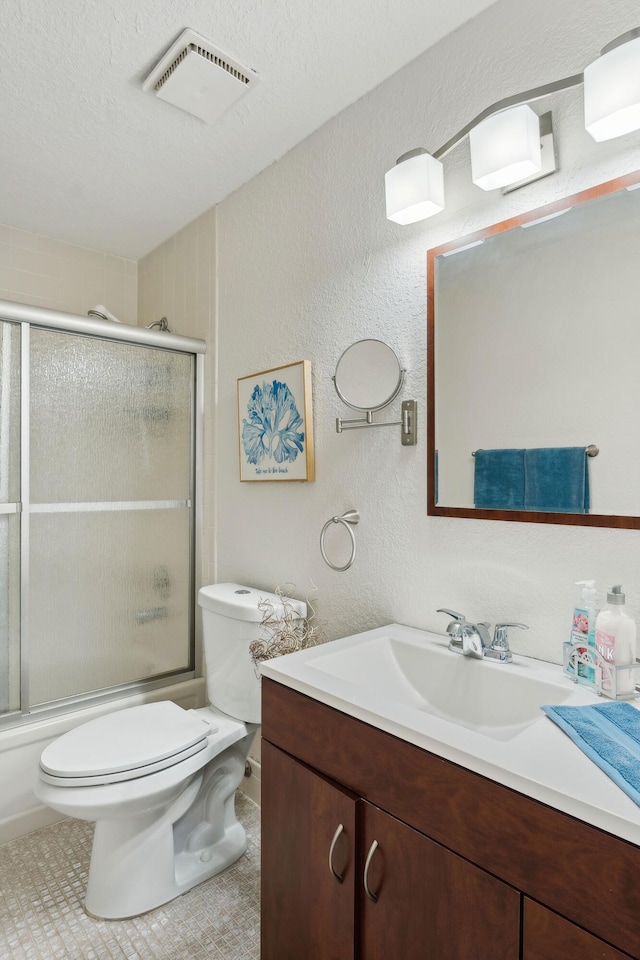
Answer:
[36, 583, 305, 920]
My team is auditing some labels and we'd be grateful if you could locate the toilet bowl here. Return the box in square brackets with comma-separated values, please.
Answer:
[35, 583, 305, 919]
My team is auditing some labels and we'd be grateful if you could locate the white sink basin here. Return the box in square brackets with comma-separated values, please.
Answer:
[308, 632, 574, 741]
[260, 624, 640, 845]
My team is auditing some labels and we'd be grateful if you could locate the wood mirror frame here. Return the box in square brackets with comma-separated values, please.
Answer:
[427, 169, 640, 529]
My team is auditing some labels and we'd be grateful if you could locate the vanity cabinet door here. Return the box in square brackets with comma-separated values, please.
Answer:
[523, 899, 634, 960]
[261, 741, 357, 960]
[360, 801, 520, 960]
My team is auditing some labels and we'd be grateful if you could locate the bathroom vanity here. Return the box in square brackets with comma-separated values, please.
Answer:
[260, 624, 640, 960]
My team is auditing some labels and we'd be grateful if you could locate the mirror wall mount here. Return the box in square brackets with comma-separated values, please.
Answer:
[336, 399, 418, 446]
[427, 168, 640, 529]
[333, 339, 418, 446]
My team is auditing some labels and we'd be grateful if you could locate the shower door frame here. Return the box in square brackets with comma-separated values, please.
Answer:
[0, 299, 206, 729]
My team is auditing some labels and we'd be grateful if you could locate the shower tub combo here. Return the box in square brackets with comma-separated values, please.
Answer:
[0, 300, 206, 842]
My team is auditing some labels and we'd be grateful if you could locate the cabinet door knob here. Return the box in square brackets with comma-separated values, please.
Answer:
[363, 839, 379, 903]
[329, 823, 345, 883]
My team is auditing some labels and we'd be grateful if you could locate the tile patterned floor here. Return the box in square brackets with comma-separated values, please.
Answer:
[0, 794, 260, 960]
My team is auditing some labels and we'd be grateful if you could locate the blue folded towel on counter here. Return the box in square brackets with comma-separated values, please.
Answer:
[473, 448, 525, 509]
[542, 702, 640, 807]
[524, 447, 589, 513]
[473, 446, 590, 513]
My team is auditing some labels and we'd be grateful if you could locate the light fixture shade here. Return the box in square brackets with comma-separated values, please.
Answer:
[470, 104, 542, 191]
[584, 35, 640, 142]
[385, 151, 444, 225]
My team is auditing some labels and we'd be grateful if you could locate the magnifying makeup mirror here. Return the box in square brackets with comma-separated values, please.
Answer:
[333, 339, 404, 412]
[333, 339, 417, 445]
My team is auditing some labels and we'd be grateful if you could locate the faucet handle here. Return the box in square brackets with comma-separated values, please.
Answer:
[436, 608, 466, 622]
[490, 622, 529, 661]
[437, 609, 468, 650]
[494, 622, 529, 643]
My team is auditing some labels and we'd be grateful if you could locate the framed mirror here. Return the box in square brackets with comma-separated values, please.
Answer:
[334, 339, 404, 412]
[427, 169, 640, 529]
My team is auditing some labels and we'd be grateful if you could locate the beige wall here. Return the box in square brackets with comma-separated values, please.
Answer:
[0, 223, 137, 321]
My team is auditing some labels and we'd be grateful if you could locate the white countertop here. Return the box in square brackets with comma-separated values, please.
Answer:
[261, 622, 640, 847]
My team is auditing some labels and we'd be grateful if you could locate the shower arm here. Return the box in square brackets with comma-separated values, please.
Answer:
[145, 317, 170, 332]
[88, 306, 171, 334]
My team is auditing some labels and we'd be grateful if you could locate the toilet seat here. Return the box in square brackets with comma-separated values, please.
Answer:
[39, 701, 217, 787]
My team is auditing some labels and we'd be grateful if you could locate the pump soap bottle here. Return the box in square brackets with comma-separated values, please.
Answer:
[571, 580, 597, 685]
[594, 585, 637, 697]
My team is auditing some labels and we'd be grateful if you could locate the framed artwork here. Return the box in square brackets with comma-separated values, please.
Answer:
[237, 360, 315, 482]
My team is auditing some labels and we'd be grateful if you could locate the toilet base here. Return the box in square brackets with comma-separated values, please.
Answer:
[84, 742, 249, 919]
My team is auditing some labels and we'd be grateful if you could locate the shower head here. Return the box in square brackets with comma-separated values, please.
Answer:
[88, 304, 122, 324]
[145, 317, 171, 332]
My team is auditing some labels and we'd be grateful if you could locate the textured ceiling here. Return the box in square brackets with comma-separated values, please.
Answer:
[0, 0, 498, 259]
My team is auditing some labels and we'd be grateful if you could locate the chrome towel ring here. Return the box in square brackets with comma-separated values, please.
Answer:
[320, 509, 360, 572]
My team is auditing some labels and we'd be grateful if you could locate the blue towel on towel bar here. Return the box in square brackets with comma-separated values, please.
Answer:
[473, 446, 590, 512]
[473, 448, 525, 509]
[524, 447, 590, 514]
[542, 702, 640, 807]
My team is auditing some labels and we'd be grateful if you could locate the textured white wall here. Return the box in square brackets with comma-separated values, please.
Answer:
[214, 0, 640, 665]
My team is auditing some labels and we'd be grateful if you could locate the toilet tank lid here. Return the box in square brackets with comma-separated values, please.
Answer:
[198, 583, 306, 622]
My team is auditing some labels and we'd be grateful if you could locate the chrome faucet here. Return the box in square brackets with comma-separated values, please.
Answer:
[436, 609, 491, 660]
[437, 610, 528, 663]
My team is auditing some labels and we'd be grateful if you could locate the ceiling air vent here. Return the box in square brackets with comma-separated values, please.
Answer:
[142, 28, 259, 124]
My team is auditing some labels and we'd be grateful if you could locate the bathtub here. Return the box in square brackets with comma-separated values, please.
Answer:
[0, 677, 206, 844]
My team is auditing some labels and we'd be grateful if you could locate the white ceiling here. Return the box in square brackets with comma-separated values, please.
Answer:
[0, 0, 498, 259]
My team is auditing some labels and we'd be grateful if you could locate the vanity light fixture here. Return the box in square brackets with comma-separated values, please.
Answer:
[469, 104, 542, 191]
[386, 25, 640, 224]
[384, 148, 444, 224]
[584, 28, 640, 141]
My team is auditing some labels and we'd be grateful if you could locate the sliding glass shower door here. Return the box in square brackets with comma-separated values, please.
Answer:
[0, 321, 21, 714]
[1, 312, 201, 720]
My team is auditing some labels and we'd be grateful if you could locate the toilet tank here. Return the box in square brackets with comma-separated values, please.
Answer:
[198, 583, 306, 723]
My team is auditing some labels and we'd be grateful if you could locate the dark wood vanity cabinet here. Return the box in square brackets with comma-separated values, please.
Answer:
[358, 800, 519, 960]
[262, 739, 518, 960]
[261, 679, 640, 960]
[522, 900, 632, 960]
[261, 739, 356, 960]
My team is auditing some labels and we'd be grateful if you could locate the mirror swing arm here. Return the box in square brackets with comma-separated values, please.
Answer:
[335, 399, 418, 446]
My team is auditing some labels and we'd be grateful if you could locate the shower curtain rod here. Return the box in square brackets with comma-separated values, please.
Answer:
[0, 299, 206, 355]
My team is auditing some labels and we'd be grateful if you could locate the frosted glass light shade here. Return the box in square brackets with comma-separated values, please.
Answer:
[470, 104, 542, 191]
[584, 36, 640, 142]
[385, 151, 444, 224]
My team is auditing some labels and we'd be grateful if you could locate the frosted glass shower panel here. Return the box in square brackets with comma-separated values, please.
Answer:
[0, 321, 21, 714]
[0, 515, 20, 714]
[28, 508, 191, 705]
[29, 331, 193, 503]
[0, 320, 21, 503]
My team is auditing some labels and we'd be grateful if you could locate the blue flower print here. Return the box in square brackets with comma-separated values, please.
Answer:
[242, 379, 305, 466]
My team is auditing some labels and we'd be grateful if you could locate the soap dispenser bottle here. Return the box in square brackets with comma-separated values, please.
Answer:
[571, 580, 597, 684]
[594, 585, 637, 697]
